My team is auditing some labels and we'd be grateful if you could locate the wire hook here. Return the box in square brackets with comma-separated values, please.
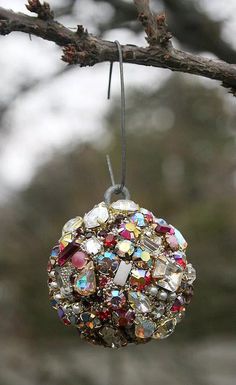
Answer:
[104, 40, 130, 204]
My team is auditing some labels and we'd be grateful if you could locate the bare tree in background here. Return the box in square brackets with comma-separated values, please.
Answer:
[0, 0, 236, 94]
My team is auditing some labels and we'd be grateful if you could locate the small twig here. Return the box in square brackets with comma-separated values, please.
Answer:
[133, 0, 171, 45]
[26, 0, 54, 20]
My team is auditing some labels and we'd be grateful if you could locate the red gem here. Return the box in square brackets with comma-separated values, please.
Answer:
[98, 309, 111, 321]
[176, 259, 186, 268]
[62, 318, 71, 325]
[171, 298, 185, 312]
[58, 243, 79, 266]
[155, 224, 173, 234]
[145, 213, 153, 222]
[99, 276, 108, 287]
[104, 234, 117, 247]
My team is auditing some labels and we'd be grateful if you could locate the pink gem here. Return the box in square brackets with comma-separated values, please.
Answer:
[155, 224, 173, 234]
[120, 229, 133, 240]
[166, 234, 179, 251]
[71, 251, 87, 269]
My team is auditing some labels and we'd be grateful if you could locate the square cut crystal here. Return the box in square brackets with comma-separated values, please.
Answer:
[153, 256, 183, 292]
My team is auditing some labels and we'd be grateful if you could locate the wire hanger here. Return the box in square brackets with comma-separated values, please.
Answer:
[104, 40, 130, 204]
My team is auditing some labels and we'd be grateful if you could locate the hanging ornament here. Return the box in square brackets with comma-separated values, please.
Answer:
[47, 41, 196, 348]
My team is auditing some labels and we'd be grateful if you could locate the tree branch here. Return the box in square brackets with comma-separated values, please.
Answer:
[0, 1, 236, 95]
[133, 0, 172, 45]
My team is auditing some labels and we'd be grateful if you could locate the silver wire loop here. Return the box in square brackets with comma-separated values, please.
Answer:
[104, 184, 130, 204]
[105, 40, 128, 198]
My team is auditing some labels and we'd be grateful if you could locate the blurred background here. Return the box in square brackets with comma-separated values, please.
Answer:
[0, 1, 236, 384]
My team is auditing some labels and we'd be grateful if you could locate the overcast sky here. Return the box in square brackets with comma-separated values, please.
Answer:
[0, 0, 235, 201]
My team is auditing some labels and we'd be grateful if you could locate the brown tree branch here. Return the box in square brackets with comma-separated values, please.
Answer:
[133, 0, 172, 45]
[0, 1, 236, 95]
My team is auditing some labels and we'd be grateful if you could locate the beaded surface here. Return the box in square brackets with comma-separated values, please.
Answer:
[47, 199, 196, 348]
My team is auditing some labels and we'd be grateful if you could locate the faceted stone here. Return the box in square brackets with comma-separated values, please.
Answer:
[99, 326, 127, 348]
[166, 234, 179, 251]
[59, 233, 73, 252]
[172, 251, 187, 268]
[55, 265, 74, 296]
[185, 263, 196, 284]
[112, 309, 135, 327]
[58, 243, 79, 266]
[142, 236, 162, 253]
[62, 216, 83, 236]
[74, 261, 96, 296]
[57, 307, 65, 319]
[153, 318, 177, 339]
[135, 317, 156, 338]
[107, 289, 126, 309]
[116, 240, 134, 257]
[97, 252, 119, 274]
[128, 291, 152, 313]
[130, 269, 151, 290]
[153, 256, 184, 292]
[182, 285, 194, 304]
[113, 261, 132, 286]
[152, 304, 165, 319]
[110, 199, 139, 212]
[84, 236, 102, 255]
[71, 251, 87, 269]
[72, 303, 83, 314]
[171, 226, 188, 250]
[155, 224, 174, 234]
[84, 203, 109, 228]
[131, 212, 146, 227]
[171, 296, 185, 312]
[98, 309, 111, 321]
[140, 208, 154, 223]
[104, 234, 117, 247]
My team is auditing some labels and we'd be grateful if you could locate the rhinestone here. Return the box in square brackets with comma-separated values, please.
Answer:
[72, 303, 83, 314]
[113, 261, 132, 286]
[84, 236, 102, 254]
[153, 318, 177, 339]
[84, 203, 109, 228]
[185, 263, 196, 284]
[153, 256, 184, 292]
[62, 216, 83, 236]
[131, 212, 146, 227]
[128, 291, 152, 313]
[152, 304, 165, 319]
[71, 251, 87, 269]
[135, 317, 156, 339]
[74, 261, 96, 296]
[171, 226, 188, 250]
[110, 199, 139, 212]
[116, 240, 134, 257]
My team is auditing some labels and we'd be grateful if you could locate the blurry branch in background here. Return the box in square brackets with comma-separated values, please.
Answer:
[0, 0, 236, 95]
[0, 66, 71, 131]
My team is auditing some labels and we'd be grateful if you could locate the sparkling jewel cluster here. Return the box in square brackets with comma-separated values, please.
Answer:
[47, 199, 196, 348]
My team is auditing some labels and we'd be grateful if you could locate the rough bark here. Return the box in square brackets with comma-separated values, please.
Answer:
[0, 0, 236, 94]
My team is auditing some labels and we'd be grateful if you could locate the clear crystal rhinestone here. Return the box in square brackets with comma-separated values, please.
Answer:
[84, 203, 109, 228]
[135, 317, 156, 338]
[110, 199, 139, 212]
[153, 318, 177, 339]
[185, 263, 196, 284]
[84, 236, 102, 254]
[153, 256, 183, 292]
[128, 291, 152, 313]
[62, 216, 83, 235]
